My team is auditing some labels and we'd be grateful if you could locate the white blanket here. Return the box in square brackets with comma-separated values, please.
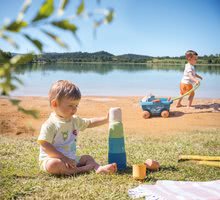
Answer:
[128, 180, 220, 200]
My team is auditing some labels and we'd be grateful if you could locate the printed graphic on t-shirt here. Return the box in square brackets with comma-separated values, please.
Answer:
[62, 131, 68, 141]
[62, 145, 69, 151]
[72, 130, 78, 136]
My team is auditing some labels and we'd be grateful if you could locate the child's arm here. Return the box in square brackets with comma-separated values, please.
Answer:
[189, 72, 200, 84]
[195, 73, 203, 80]
[87, 113, 109, 128]
[38, 140, 76, 169]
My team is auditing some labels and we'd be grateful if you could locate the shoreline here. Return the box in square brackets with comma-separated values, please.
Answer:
[2, 95, 220, 100]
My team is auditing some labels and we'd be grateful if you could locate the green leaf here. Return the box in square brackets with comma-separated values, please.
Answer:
[5, 21, 27, 32]
[0, 66, 8, 77]
[1, 34, 19, 49]
[20, 0, 32, 14]
[52, 20, 77, 33]
[10, 54, 33, 65]
[0, 68, 5, 76]
[58, 0, 69, 16]
[105, 9, 114, 23]
[32, 0, 54, 22]
[41, 29, 68, 48]
[17, 0, 32, 21]
[73, 33, 81, 46]
[10, 99, 21, 106]
[23, 34, 43, 52]
[0, 49, 12, 61]
[18, 107, 39, 119]
[77, 0, 85, 15]
[0, 82, 17, 95]
[12, 76, 23, 85]
[94, 20, 102, 28]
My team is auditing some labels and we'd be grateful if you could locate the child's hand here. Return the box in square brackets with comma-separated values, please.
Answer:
[61, 156, 77, 169]
[195, 79, 200, 85]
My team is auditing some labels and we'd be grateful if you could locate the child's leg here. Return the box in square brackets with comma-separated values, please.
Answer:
[44, 157, 96, 175]
[188, 94, 195, 107]
[187, 90, 195, 107]
[44, 156, 117, 175]
[78, 155, 117, 174]
[45, 158, 78, 175]
[176, 97, 183, 107]
[76, 155, 99, 173]
[176, 83, 184, 107]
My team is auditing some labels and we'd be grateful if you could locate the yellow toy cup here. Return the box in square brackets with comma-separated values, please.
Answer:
[132, 164, 146, 180]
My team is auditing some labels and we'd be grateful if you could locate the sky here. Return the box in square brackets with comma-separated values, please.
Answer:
[0, 0, 220, 57]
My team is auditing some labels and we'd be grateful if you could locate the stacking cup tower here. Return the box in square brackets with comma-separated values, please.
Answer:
[108, 107, 127, 170]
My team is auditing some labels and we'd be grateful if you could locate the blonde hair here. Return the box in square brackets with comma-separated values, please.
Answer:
[185, 50, 198, 60]
[49, 80, 81, 105]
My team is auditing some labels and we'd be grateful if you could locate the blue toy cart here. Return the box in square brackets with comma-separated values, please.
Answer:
[140, 95, 173, 118]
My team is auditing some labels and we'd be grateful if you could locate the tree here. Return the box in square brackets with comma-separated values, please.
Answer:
[0, 0, 114, 118]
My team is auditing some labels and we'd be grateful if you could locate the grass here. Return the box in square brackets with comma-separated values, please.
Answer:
[0, 129, 220, 199]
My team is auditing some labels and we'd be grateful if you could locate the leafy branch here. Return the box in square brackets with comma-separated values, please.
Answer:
[0, 0, 114, 118]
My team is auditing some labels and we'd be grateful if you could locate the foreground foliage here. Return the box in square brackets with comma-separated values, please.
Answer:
[0, 0, 114, 118]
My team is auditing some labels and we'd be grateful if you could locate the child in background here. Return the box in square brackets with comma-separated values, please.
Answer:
[176, 50, 203, 108]
[38, 80, 117, 175]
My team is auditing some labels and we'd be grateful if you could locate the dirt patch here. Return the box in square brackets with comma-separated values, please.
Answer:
[0, 96, 219, 137]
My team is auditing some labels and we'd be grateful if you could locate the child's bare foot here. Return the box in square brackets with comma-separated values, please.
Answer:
[176, 104, 183, 108]
[96, 163, 117, 174]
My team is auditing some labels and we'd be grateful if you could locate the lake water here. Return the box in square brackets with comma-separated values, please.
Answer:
[11, 63, 220, 98]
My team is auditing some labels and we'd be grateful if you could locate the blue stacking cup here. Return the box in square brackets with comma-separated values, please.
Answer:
[108, 152, 127, 170]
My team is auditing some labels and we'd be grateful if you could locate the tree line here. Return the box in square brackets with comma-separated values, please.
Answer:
[1, 49, 220, 64]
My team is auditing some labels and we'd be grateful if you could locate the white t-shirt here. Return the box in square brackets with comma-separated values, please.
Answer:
[181, 63, 196, 84]
[38, 112, 91, 161]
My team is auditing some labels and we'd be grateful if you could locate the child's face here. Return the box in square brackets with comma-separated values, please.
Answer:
[188, 55, 198, 65]
[54, 97, 80, 119]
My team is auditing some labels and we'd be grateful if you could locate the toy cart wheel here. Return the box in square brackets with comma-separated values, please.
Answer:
[142, 111, 151, 119]
[161, 110, 169, 118]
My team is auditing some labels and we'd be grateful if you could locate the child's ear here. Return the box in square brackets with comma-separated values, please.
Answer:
[51, 99, 57, 108]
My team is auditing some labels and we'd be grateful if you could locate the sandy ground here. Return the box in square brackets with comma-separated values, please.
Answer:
[0, 96, 220, 137]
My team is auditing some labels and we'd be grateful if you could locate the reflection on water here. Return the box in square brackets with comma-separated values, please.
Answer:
[12, 63, 220, 98]
[15, 63, 220, 75]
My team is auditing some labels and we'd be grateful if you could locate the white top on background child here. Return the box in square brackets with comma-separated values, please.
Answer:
[181, 63, 196, 85]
